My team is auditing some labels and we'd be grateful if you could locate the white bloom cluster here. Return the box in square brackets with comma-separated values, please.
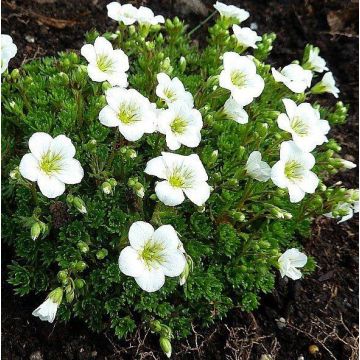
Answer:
[107, 2, 164, 26]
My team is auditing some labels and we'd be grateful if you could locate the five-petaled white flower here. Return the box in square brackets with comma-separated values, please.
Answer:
[157, 101, 203, 150]
[145, 152, 210, 206]
[156, 73, 194, 108]
[136, 6, 165, 26]
[81, 36, 129, 87]
[118, 221, 186, 292]
[304, 46, 328, 73]
[99, 87, 156, 141]
[232, 25, 261, 49]
[32, 288, 63, 323]
[271, 141, 319, 203]
[223, 96, 249, 124]
[213, 1, 250, 23]
[107, 2, 138, 25]
[219, 52, 264, 106]
[278, 248, 307, 280]
[19, 132, 84, 199]
[245, 151, 271, 182]
[277, 98, 330, 152]
[272, 64, 312, 93]
[311, 72, 340, 98]
[1, 34, 17, 74]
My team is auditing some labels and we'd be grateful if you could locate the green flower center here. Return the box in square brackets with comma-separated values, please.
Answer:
[170, 116, 187, 135]
[168, 166, 194, 188]
[284, 160, 303, 181]
[168, 173, 185, 188]
[141, 240, 165, 267]
[39, 151, 63, 175]
[290, 116, 309, 136]
[118, 103, 140, 124]
[96, 54, 113, 72]
[231, 70, 246, 88]
[164, 88, 177, 101]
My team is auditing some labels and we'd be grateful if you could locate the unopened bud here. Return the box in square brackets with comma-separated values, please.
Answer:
[160, 337, 172, 358]
[9, 167, 21, 180]
[73, 197, 87, 214]
[77, 241, 89, 253]
[96, 248, 108, 260]
[102, 181, 112, 194]
[179, 56, 186, 72]
[31, 222, 41, 241]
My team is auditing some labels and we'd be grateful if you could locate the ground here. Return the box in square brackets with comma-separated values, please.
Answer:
[1, 0, 359, 359]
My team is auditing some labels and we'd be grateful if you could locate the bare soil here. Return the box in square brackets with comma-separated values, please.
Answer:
[2, 0, 358, 359]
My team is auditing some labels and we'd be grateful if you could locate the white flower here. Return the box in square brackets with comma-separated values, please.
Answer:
[81, 37, 129, 87]
[232, 25, 261, 49]
[324, 202, 358, 223]
[118, 221, 186, 292]
[245, 151, 271, 182]
[1, 34, 17, 73]
[145, 152, 210, 206]
[19, 132, 84, 199]
[213, 1, 250, 23]
[219, 52, 264, 106]
[136, 6, 165, 26]
[107, 2, 138, 25]
[277, 98, 330, 152]
[156, 73, 194, 108]
[278, 248, 307, 280]
[157, 101, 202, 150]
[271, 141, 319, 203]
[311, 72, 340, 98]
[32, 288, 63, 323]
[272, 64, 312, 93]
[223, 96, 248, 124]
[306, 47, 328, 73]
[99, 87, 156, 141]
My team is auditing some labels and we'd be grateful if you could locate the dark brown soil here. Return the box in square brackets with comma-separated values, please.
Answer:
[2, 0, 359, 359]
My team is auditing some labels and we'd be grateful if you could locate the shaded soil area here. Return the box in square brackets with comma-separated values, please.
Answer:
[2, 0, 359, 359]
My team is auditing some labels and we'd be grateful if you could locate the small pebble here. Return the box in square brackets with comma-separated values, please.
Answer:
[29, 351, 43, 360]
[275, 317, 286, 329]
[25, 35, 35, 43]
[308, 344, 319, 355]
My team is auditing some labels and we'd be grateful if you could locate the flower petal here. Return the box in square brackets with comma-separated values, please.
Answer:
[135, 267, 165, 292]
[288, 183, 305, 203]
[153, 224, 180, 250]
[19, 153, 40, 181]
[37, 173, 65, 198]
[56, 158, 84, 184]
[80, 44, 96, 63]
[50, 135, 76, 159]
[161, 250, 186, 277]
[118, 246, 146, 277]
[144, 156, 167, 179]
[87, 64, 109, 82]
[183, 182, 211, 206]
[155, 181, 185, 206]
[128, 221, 154, 250]
[99, 105, 119, 127]
[29, 132, 53, 160]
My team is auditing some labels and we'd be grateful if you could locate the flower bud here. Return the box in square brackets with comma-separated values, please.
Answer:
[150, 320, 162, 333]
[9, 167, 21, 180]
[57, 270, 68, 284]
[135, 185, 145, 199]
[11, 68, 20, 80]
[77, 241, 89, 253]
[73, 197, 87, 214]
[160, 337, 172, 358]
[74, 261, 87, 272]
[179, 56, 186, 72]
[48, 287, 64, 305]
[66, 288, 75, 303]
[127, 148, 137, 158]
[96, 248, 108, 260]
[74, 278, 86, 289]
[179, 261, 190, 286]
[31, 222, 41, 241]
[108, 178, 117, 187]
[102, 81, 112, 92]
[102, 181, 112, 194]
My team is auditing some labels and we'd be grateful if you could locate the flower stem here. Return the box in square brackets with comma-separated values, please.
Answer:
[188, 11, 217, 37]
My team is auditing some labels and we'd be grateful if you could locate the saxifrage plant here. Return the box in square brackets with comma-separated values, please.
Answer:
[2, 1, 358, 357]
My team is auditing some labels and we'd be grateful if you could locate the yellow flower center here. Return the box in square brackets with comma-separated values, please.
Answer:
[170, 116, 187, 135]
[141, 240, 165, 267]
[290, 116, 310, 137]
[284, 160, 303, 181]
[231, 70, 246, 88]
[39, 151, 63, 175]
[118, 103, 140, 124]
[96, 54, 113, 72]
[164, 88, 177, 101]
[168, 166, 194, 188]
